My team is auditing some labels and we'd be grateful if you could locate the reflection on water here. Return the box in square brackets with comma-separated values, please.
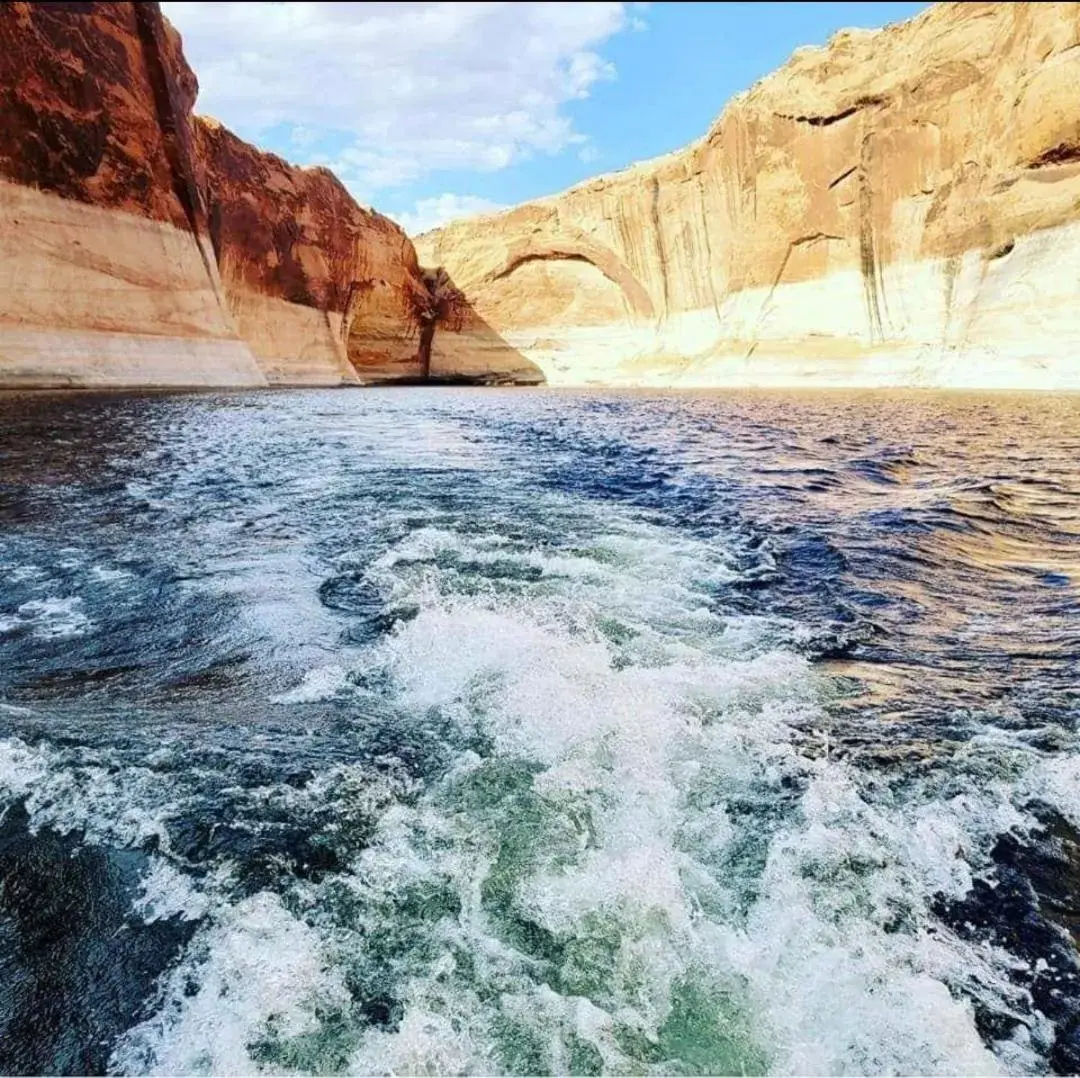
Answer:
[0, 387, 1078, 1076]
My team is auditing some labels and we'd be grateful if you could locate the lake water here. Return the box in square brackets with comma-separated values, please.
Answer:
[0, 387, 1078, 1075]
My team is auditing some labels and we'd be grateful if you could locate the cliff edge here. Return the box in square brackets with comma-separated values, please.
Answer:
[0, 1, 431, 388]
[418, 2, 1080, 389]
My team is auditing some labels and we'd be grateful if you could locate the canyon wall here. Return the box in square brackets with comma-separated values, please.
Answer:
[193, 118, 423, 385]
[0, 1, 428, 388]
[418, 1, 1080, 389]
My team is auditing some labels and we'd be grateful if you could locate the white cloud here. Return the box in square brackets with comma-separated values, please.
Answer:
[162, 2, 640, 199]
[390, 194, 508, 237]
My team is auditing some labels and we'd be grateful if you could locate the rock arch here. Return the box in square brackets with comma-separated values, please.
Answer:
[487, 234, 655, 321]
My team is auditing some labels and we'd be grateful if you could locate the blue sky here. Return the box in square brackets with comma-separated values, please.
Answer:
[163, 2, 928, 235]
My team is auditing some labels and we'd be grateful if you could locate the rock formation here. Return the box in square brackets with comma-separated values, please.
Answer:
[418, 1, 1080, 390]
[0, 1, 434, 388]
[193, 117, 422, 385]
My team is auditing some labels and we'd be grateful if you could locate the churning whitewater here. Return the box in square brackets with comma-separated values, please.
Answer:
[0, 389, 1078, 1076]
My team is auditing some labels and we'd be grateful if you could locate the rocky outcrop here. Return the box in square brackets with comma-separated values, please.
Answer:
[390, 265, 544, 385]
[0, 1, 431, 388]
[419, 2, 1080, 389]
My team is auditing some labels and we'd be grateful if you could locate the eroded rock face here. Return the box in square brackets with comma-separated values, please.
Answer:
[0, 1, 199, 228]
[0, 1, 433, 388]
[394, 265, 544, 385]
[193, 117, 424, 385]
[0, 1, 265, 386]
[419, 2, 1080, 389]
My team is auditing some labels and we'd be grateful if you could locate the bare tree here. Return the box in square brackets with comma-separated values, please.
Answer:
[407, 266, 468, 380]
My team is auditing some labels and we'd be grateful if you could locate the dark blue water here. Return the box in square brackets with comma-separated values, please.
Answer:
[0, 388, 1078, 1075]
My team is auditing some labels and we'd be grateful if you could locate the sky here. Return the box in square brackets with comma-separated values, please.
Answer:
[162, 1, 929, 236]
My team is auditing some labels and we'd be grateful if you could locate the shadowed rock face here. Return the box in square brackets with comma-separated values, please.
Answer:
[353, 262, 544, 385]
[0, 1, 492, 387]
[411, 268, 468, 380]
[419, 2, 1080, 390]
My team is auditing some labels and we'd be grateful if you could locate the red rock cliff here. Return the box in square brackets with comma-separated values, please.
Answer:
[193, 117, 426, 384]
[0, 0, 430, 387]
[0, 2, 199, 228]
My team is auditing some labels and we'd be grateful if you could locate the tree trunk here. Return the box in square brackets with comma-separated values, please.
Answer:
[417, 320, 436, 380]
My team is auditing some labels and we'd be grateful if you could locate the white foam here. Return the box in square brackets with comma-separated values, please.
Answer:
[5, 564, 47, 583]
[90, 565, 133, 583]
[354, 494, 1080, 1075]
[349, 1003, 497, 1076]
[330, 505, 1041, 1075]
[0, 737, 174, 849]
[0, 737, 51, 808]
[6, 487, 1065, 1075]
[112, 893, 349, 1075]
[0, 595, 92, 638]
[726, 764, 1007, 1075]
[270, 663, 351, 704]
[132, 856, 210, 924]
[1021, 754, 1080, 829]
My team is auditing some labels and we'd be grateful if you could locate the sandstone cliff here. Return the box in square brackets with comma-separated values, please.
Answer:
[0, 1, 429, 388]
[193, 117, 423, 385]
[419, 1, 1080, 390]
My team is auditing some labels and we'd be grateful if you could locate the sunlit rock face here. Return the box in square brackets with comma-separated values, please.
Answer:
[0, 2, 431, 387]
[193, 117, 427, 386]
[418, 2, 1080, 390]
[0, 1, 262, 386]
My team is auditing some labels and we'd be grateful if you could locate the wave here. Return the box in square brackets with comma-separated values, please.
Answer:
[1, 389, 1078, 1075]
[0, 502, 1048, 1073]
